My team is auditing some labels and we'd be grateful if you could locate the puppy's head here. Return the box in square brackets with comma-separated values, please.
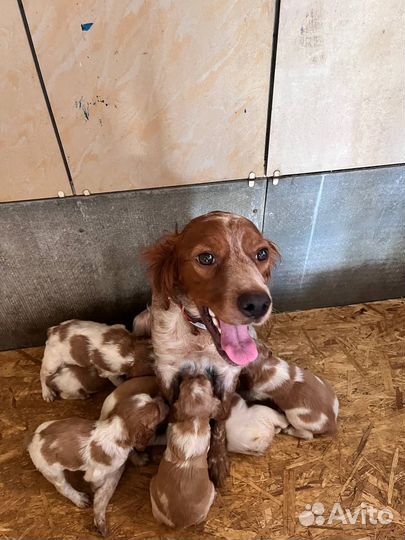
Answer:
[119, 394, 169, 450]
[173, 375, 220, 421]
[226, 397, 287, 455]
[144, 211, 280, 366]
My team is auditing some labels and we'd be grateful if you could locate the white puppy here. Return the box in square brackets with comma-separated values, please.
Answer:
[226, 395, 288, 455]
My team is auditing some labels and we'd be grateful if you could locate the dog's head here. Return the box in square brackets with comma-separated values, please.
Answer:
[144, 211, 279, 366]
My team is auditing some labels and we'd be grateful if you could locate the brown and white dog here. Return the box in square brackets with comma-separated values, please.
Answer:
[150, 375, 219, 528]
[27, 393, 168, 535]
[144, 211, 279, 486]
[240, 345, 339, 439]
[40, 320, 153, 401]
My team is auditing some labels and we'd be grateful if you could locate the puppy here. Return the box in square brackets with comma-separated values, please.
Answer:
[99, 376, 162, 465]
[45, 365, 110, 400]
[100, 376, 160, 420]
[40, 319, 153, 401]
[27, 394, 168, 535]
[150, 375, 219, 528]
[226, 394, 288, 455]
[240, 346, 339, 439]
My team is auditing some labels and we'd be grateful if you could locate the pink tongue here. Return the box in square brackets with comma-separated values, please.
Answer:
[219, 321, 258, 365]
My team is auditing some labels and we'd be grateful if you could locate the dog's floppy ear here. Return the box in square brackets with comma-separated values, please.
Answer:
[143, 231, 180, 309]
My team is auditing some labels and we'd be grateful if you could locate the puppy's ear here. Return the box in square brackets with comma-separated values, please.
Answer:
[134, 400, 167, 450]
[154, 396, 169, 422]
[134, 425, 155, 451]
[143, 231, 180, 309]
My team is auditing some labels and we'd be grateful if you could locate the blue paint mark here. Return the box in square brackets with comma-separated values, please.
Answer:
[81, 22, 93, 32]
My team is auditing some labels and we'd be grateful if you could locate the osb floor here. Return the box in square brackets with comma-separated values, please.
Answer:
[0, 299, 404, 540]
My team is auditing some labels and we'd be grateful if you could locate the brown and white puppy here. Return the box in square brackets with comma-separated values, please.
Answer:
[27, 394, 168, 536]
[40, 319, 153, 401]
[44, 364, 110, 400]
[99, 376, 160, 420]
[99, 376, 162, 464]
[240, 346, 339, 439]
[144, 211, 279, 486]
[150, 375, 219, 528]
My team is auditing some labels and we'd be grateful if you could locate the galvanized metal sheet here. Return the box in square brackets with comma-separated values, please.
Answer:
[264, 166, 405, 311]
[0, 179, 265, 350]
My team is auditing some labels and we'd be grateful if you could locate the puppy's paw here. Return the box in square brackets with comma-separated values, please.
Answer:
[42, 387, 56, 402]
[269, 410, 289, 431]
[94, 516, 108, 537]
[128, 450, 149, 466]
[282, 425, 314, 440]
[75, 492, 91, 508]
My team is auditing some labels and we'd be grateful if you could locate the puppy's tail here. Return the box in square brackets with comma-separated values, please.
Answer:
[23, 430, 34, 449]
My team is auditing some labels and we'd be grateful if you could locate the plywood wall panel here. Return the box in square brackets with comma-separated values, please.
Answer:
[267, 0, 405, 176]
[0, 0, 72, 202]
[24, 0, 274, 194]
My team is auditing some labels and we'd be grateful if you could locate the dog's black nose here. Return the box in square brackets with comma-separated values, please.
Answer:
[237, 292, 271, 319]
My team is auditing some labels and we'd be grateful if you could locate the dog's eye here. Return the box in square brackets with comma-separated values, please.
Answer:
[197, 253, 215, 265]
[256, 248, 269, 261]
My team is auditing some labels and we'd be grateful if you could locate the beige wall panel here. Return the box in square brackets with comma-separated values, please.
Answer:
[0, 0, 72, 202]
[267, 0, 405, 176]
[24, 1, 274, 194]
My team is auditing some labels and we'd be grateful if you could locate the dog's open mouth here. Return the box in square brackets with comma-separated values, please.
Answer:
[199, 307, 258, 366]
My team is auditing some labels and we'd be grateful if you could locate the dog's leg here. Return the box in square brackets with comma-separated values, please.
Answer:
[207, 372, 238, 487]
[42, 468, 91, 508]
[208, 419, 229, 488]
[93, 465, 125, 536]
[40, 365, 57, 402]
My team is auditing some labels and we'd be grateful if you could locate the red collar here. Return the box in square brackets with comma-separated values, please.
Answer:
[181, 306, 207, 330]
[169, 297, 207, 330]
